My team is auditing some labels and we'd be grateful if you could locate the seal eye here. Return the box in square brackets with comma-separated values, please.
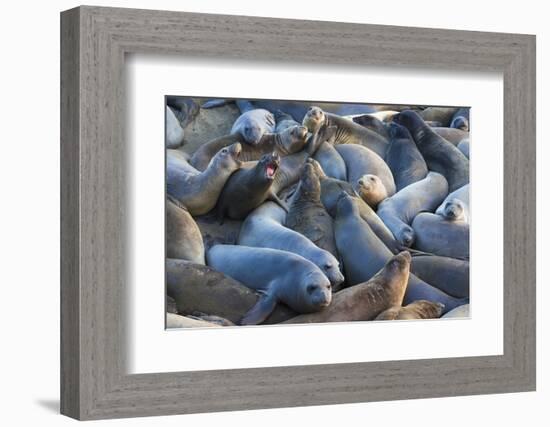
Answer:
[369, 176, 375, 182]
[307, 284, 317, 294]
[325, 264, 332, 270]
[221, 148, 228, 154]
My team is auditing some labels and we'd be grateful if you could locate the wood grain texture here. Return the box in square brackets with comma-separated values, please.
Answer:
[60, 6, 536, 420]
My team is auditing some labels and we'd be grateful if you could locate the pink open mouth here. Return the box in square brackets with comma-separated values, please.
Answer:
[266, 164, 276, 178]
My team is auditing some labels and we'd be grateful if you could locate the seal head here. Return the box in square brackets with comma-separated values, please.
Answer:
[355, 174, 388, 208]
[211, 142, 242, 170]
[299, 270, 333, 311]
[302, 106, 326, 133]
[441, 198, 466, 222]
[278, 125, 309, 153]
[259, 152, 281, 181]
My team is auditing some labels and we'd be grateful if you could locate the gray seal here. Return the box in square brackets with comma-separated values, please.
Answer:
[394, 110, 469, 192]
[410, 254, 469, 298]
[457, 138, 470, 159]
[284, 252, 411, 324]
[302, 106, 390, 158]
[334, 192, 467, 313]
[436, 183, 470, 223]
[166, 197, 205, 264]
[432, 127, 470, 146]
[230, 100, 275, 145]
[351, 114, 390, 139]
[238, 201, 344, 289]
[335, 143, 396, 199]
[167, 142, 242, 216]
[412, 212, 470, 259]
[207, 245, 332, 325]
[215, 152, 287, 221]
[286, 161, 339, 258]
[190, 125, 309, 171]
[166, 258, 295, 324]
[385, 122, 428, 191]
[274, 109, 300, 132]
[419, 106, 459, 126]
[376, 172, 448, 247]
[375, 300, 445, 320]
[312, 141, 347, 181]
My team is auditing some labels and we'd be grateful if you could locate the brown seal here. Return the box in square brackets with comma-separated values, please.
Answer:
[354, 174, 388, 208]
[283, 251, 411, 324]
[375, 300, 445, 320]
[166, 197, 205, 264]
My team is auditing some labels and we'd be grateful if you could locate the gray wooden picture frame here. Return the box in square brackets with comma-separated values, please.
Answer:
[60, 5, 536, 421]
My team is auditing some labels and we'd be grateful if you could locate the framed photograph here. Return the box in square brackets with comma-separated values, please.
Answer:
[61, 6, 536, 420]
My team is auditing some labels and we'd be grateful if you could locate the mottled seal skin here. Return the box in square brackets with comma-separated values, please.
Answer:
[166, 258, 295, 324]
[412, 212, 470, 259]
[385, 122, 429, 191]
[410, 254, 470, 298]
[216, 152, 287, 221]
[284, 251, 411, 324]
[231, 105, 275, 145]
[166, 197, 205, 264]
[207, 245, 332, 325]
[419, 106, 459, 127]
[238, 202, 344, 289]
[302, 106, 390, 158]
[450, 107, 470, 131]
[286, 161, 339, 259]
[190, 125, 308, 171]
[335, 143, 396, 197]
[436, 183, 470, 223]
[375, 300, 445, 320]
[351, 114, 390, 139]
[394, 110, 469, 192]
[377, 172, 448, 247]
[166, 106, 185, 148]
[354, 174, 388, 208]
[334, 193, 466, 313]
[457, 139, 470, 159]
[167, 142, 242, 216]
[441, 304, 470, 318]
[432, 127, 470, 146]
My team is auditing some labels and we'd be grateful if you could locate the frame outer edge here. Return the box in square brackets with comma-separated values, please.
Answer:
[60, 6, 82, 420]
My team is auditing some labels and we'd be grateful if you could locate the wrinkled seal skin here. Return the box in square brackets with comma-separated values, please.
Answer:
[450, 107, 470, 131]
[231, 103, 275, 145]
[335, 144, 396, 197]
[375, 300, 445, 320]
[190, 125, 308, 171]
[432, 127, 470, 146]
[334, 193, 467, 313]
[286, 161, 339, 259]
[394, 110, 469, 192]
[166, 259, 295, 325]
[166, 197, 205, 264]
[284, 252, 411, 324]
[207, 245, 332, 325]
[303, 106, 390, 159]
[412, 212, 470, 259]
[167, 142, 242, 216]
[385, 122, 428, 191]
[216, 152, 287, 221]
[377, 172, 449, 247]
[238, 202, 344, 290]
[436, 183, 470, 223]
[410, 254, 470, 298]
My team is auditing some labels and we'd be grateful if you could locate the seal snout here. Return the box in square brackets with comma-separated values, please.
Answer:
[264, 152, 280, 180]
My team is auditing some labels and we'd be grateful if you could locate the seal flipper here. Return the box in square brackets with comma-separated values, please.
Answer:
[240, 293, 278, 326]
[268, 191, 289, 213]
[235, 100, 255, 113]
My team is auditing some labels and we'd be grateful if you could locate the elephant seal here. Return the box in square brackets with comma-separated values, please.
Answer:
[286, 161, 339, 258]
[313, 141, 347, 181]
[230, 100, 275, 145]
[442, 304, 470, 318]
[450, 107, 470, 131]
[166, 259, 295, 324]
[377, 172, 448, 247]
[166, 197, 205, 264]
[334, 192, 466, 313]
[302, 106, 390, 158]
[167, 142, 242, 216]
[238, 202, 344, 289]
[166, 106, 185, 148]
[207, 245, 332, 325]
[351, 114, 390, 139]
[274, 109, 300, 132]
[283, 252, 411, 324]
[410, 254, 469, 298]
[354, 174, 388, 208]
[419, 106, 459, 126]
[432, 127, 470, 146]
[394, 110, 469, 192]
[412, 212, 470, 259]
[335, 144, 396, 197]
[216, 152, 287, 221]
[375, 300, 444, 320]
[190, 125, 308, 171]
[166, 313, 219, 328]
[457, 139, 470, 159]
[385, 122, 428, 191]
[436, 183, 470, 223]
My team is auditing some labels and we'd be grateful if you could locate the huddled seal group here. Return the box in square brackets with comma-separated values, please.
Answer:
[165, 98, 471, 327]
